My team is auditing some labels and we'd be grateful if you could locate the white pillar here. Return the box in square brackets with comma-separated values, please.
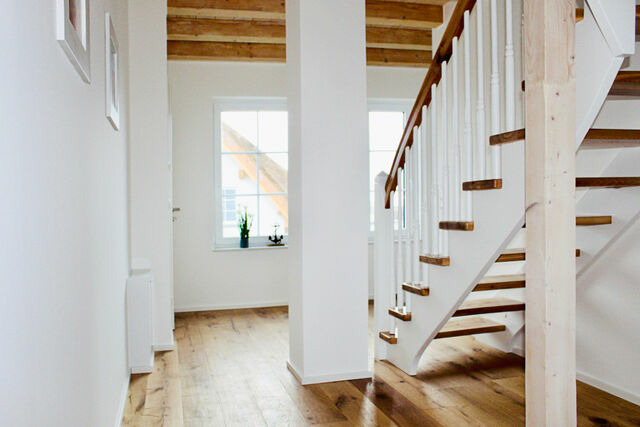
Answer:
[128, 0, 174, 350]
[287, 0, 370, 384]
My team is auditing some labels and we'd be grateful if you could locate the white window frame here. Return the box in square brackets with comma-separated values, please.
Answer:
[368, 99, 413, 241]
[213, 97, 288, 249]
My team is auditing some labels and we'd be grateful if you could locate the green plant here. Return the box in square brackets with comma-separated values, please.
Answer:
[237, 207, 253, 239]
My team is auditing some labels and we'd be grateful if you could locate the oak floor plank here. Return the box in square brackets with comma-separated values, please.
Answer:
[123, 306, 640, 426]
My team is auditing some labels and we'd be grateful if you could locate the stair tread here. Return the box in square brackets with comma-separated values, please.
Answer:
[497, 248, 581, 262]
[435, 317, 506, 339]
[492, 128, 640, 148]
[420, 255, 450, 266]
[402, 282, 430, 296]
[462, 179, 503, 191]
[609, 71, 640, 97]
[379, 331, 398, 344]
[439, 221, 474, 231]
[454, 297, 525, 317]
[474, 274, 526, 291]
[389, 307, 412, 321]
[576, 177, 640, 188]
[523, 215, 612, 227]
[581, 129, 640, 149]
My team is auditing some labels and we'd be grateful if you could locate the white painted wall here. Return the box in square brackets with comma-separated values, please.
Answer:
[168, 61, 425, 311]
[0, 1, 130, 426]
[128, 0, 174, 348]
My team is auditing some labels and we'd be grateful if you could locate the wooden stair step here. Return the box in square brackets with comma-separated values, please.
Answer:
[462, 179, 502, 191]
[419, 254, 450, 266]
[492, 128, 640, 148]
[496, 248, 581, 262]
[439, 221, 474, 231]
[388, 307, 412, 321]
[402, 282, 430, 296]
[473, 274, 526, 291]
[490, 129, 525, 145]
[609, 71, 640, 97]
[379, 331, 398, 344]
[576, 177, 640, 189]
[580, 129, 640, 149]
[453, 297, 525, 317]
[523, 215, 612, 227]
[435, 317, 506, 339]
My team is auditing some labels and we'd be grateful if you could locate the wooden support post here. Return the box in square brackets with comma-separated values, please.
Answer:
[524, 1, 576, 425]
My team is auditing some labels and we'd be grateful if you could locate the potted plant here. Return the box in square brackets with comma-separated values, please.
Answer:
[237, 207, 253, 248]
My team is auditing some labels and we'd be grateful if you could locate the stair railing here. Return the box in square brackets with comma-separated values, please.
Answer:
[375, 0, 524, 351]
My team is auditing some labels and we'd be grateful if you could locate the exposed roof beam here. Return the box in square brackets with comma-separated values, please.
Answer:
[168, 0, 443, 29]
[167, 17, 285, 44]
[168, 40, 431, 67]
[167, 17, 432, 51]
[365, 0, 443, 29]
[167, 0, 285, 20]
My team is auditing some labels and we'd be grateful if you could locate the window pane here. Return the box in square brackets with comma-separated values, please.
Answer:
[258, 111, 288, 152]
[369, 151, 396, 191]
[259, 195, 288, 237]
[221, 153, 258, 195]
[221, 111, 258, 152]
[258, 153, 288, 194]
[223, 195, 258, 238]
[369, 111, 404, 151]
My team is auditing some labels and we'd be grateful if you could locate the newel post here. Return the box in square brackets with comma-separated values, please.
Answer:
[524, 0, 577, 425]
[374, 172, 393, 360]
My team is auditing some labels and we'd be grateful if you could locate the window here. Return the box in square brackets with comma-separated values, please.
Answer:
[368, 100, 412, 235]
[214, 99, 288, 248]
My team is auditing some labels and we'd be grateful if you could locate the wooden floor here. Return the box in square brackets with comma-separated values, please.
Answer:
[123, 306, 640, 426]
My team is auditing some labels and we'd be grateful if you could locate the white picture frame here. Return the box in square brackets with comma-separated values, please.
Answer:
[105, 13, 120, 130]
[56, 0, 91, 83]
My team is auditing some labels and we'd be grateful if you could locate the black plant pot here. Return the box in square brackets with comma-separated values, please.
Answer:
[240, 237, 249, 248]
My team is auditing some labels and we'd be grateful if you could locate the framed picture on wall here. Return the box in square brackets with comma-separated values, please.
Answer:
[105, 13, 120, 130]
[56, 0, 91, 83]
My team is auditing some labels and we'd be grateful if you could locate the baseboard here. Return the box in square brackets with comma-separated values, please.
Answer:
[174, 300, 288, 313]
[114, 374, 130, 427]
[153, 343, 175, 352]
[577, 370, 640, 406]
[130, 365, 153, 374]
[286, 361, 372, 385]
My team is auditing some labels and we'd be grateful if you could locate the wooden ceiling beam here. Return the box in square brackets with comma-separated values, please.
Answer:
[167, 17, 432, 51]
[167, 17, 285, 44]
[366, 0, 443, 29]
[168, 40, 431, 67]
[168, 0, 285, 20]
[169, 0, 442, 29]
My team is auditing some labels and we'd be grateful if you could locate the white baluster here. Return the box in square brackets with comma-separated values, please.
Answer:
[463, 10, 473, 221]
[490, 0, 501, 179]
[452, 37, 461, 221]
[389, 189, 397, 332]
[412, 127, 420, 286]
[476, 0, 487, 180]
[430, 85, 439, 255]
[404, 147, 412, 290]
[505, 0, 515, 131]
[420, 106, 429, 284]
[440, 61, 449, 256]
[394, 188, 402, 309]
[398, 168, 405, 307]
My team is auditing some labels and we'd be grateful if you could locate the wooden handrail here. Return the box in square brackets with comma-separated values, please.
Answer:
[384, 0, 476, 208]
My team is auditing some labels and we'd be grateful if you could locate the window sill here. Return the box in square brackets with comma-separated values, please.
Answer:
[212, 245, 288, 252]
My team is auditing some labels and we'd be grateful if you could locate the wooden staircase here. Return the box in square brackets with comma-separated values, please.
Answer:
[374, 0, 638, 376]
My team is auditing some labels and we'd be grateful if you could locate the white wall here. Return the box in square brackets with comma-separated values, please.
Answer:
[128, 0, 174, 347]
[0, 1, 131, 426]
[169, 61, 425, 311]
